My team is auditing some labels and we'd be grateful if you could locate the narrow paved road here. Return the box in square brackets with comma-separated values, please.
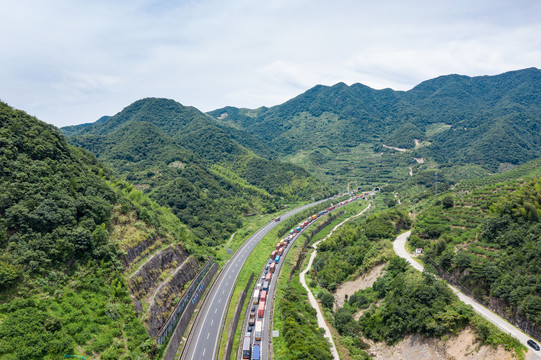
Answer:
[299, 203, 372, 360]
[394, 231, 541, 358]
[181, 200, 326, 360]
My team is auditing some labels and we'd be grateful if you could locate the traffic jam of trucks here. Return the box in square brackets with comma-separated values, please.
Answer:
[241, 190, 369, 360]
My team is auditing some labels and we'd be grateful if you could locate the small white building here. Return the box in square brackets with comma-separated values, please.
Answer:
[415, 248, 423, 254]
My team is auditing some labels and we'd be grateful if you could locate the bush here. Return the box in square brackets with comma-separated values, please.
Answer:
[0, 261, 21, 290]
[442, 195, 454, 209]
[320, 292, 335, 309]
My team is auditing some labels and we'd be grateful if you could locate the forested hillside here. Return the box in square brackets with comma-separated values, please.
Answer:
[210, 68, 541, 187]
[411, 158, 541, 341]
[0, 101, 196, 359]
[64, 98, 330, 244]
[297, 205, 522, 359]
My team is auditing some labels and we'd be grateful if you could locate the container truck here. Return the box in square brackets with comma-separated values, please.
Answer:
[260, 290, 267, 302]
[269, 262, 275, 273]
[262, 281, 269, 291]
[295, 226, 301, 233]
[270, 250, 276, 260]
[258, 300, 265, 318]
[253, 344, 261, 360]
[275, 243, 281, 251]
[242, 335, 251, 359]
[274, 255, 280, 263]
[253, 289, 260, 304]
[254, 320, 263, 341]
[278, 248, 284, 256]
[265, 272, 272, 282]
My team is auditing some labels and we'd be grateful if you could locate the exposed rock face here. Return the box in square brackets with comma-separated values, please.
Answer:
[129, 244, 189, 297]
[439, 268, 541, 341]
[145, 257, 199, 337]
[122, 235, 159, 266]
[127, 244, 201, 337]
[488, 296, 541, 341]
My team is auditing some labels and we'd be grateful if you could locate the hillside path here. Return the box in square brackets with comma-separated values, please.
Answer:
[394, 231, 541, 359]
[300, 204, 372, 360]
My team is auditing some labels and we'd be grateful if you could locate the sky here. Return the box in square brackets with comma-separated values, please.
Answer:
[1, 0, 540, 127]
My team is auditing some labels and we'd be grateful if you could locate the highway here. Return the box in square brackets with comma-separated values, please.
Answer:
[394, 231, 541, 358]
[242, 193, 368, 360]
[181, 199, 326, 360]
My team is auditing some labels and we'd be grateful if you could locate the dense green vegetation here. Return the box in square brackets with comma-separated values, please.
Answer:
[64, 98, 330, 245]
[211, 68, 541, 187]
[313, 208, 411, 290]
[0, 101, 196, 359]
[302, 199, 525, 358]
[277, 280, 333, 360]
[341, 257, 522, 356]
[412, 171, 541, 332]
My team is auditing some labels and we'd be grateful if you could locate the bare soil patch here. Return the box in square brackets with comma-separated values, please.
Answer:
[364, 327, 516, 360]
[334, 264, 385, 310]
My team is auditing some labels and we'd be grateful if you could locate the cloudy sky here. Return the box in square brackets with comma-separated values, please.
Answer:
[1, 0, 540, 127]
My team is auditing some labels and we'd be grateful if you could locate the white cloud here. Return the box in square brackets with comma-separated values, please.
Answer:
[0, 0, 540, 126]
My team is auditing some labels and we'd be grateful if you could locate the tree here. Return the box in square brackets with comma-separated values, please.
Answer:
[0, 261, 21, 290]
[442, 195, 454, 209]
[320, 292, 335, 309]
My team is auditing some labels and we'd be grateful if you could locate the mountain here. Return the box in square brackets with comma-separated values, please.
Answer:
[210, 68, 541, 186]
[411, 157, 541, 341]
[60, 115, 111, 136]
[0, 101, 197, 359]
[64, 98, 330, 244]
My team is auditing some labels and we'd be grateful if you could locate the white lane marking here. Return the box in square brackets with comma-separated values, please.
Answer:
[202, 348, 206, 356]
[211, 319, 214, 326]
[207, 332, 210, 340]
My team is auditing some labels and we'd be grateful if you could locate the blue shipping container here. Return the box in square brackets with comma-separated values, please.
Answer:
[275, 255, 280, 263]
[253, 344, 261, 360]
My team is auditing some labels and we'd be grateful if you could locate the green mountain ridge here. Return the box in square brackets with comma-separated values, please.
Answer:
[410, 157, 541, 341]
[64, 98, 330, 244]
[210, 68, 541, 187]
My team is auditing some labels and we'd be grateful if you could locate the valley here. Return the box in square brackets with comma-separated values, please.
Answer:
[2, 68, 541, 360]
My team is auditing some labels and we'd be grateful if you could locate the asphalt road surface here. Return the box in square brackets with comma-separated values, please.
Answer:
[247, 195, 369, 360]
[181, 199, 326, 360]
[394, 231, 541, 359]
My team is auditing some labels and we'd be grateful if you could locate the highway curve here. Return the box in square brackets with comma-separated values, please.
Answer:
[394, 231, 541, 359]
[180, 199, 326, 360]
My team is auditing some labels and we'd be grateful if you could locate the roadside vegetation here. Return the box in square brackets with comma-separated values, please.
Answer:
[411, 169, 541, 336]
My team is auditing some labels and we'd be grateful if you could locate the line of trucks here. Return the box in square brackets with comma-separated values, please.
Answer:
[242, 191, 368, 359]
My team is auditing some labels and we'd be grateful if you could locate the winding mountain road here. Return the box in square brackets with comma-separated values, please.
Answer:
[394, 231, 541, 358]
[180, 199, 326, 360]
[299, 203, 372, 360]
